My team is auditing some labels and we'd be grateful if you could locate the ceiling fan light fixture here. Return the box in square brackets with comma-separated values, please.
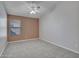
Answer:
[27, 1, 40, 14]
[30, 10, 36, 14]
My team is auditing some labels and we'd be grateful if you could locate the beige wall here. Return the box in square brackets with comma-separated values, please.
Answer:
[7, 15, 39, 41]
[0, 2, 7, 55]
[40, 2, 79, 54]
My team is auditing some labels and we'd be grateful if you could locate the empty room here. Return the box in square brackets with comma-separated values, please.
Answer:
[0, 1, 79, 58]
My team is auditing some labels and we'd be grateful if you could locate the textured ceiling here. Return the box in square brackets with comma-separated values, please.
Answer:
[3, 1, 57, 18]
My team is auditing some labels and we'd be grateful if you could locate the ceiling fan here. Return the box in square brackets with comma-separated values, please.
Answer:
[27, 1, 40, 14]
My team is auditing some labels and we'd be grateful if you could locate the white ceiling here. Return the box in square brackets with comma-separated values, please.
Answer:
[3, 1, 57, 18]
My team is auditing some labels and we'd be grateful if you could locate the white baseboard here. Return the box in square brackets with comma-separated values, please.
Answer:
[8, 38, 39, 43]
[0, 41, 8, 57]
[40, 39, 79, 54]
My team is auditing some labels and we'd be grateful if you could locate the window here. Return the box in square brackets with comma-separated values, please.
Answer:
[9, 20, 21, 36]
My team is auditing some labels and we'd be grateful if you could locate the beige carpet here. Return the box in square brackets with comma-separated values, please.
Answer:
[1, 39, 79, 58]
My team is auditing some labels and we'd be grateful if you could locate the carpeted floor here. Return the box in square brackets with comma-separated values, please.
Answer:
[1, 39, 79, 58]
